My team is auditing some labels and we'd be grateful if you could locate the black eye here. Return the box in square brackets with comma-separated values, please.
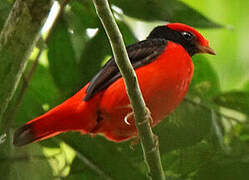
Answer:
[181, 31, 193, 41]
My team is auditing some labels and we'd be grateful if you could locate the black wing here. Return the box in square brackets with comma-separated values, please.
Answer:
[83, 38, 167, 101]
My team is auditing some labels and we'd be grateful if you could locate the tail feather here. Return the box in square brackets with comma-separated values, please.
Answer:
[13, 123, 36, 146]
[13, 123, 62, 146]
[13, 85, 101, 146]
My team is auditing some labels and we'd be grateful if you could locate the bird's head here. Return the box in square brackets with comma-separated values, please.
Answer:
[147, 23, 216, 56]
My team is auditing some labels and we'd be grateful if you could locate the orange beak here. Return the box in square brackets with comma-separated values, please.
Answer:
[197, 43, 216, 55]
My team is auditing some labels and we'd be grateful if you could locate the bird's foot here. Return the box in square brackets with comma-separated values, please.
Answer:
[129, 137, 140, 150]
[145, 107, 153, 125]
[147, 134, 159, 154]
[136, 107, 153, 126]
[124, 106, 153, 126]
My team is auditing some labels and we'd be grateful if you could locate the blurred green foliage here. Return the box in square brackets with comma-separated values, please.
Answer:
[0, 0, 249, 179]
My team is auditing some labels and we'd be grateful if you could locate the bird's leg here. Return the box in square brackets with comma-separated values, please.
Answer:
[124, 106, 153, 126]
[129, 136, 140, 150]
[128, 107, 154, 150]
[136, 107, 153, 126]
[146, 107, 153, 125]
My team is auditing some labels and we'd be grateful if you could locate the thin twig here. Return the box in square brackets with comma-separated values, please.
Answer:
[92, 0, 165, 180]
[75, 149, 114, 180]
[54, 138, 114, 180]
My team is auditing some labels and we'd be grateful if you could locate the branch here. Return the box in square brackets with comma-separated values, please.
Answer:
[3, 0, 70, 133]
[92, 0, 165, 179]
[0, 0, 52, 128]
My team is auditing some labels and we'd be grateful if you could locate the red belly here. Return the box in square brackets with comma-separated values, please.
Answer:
[96, 42, 193, 142]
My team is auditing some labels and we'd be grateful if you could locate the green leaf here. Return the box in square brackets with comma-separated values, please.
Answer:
[68, 0, 98, 29]
[79, 21, 136, 84]
[111, 0, 221, 28]
[0, 0, 12, 31]
[79, 27, 111, 84]
[65, 172, 100, 180]
[118, 21, 137, 45]
[210, 111, 226, 150]
[47, 18, 82, 97]
[213, 91, 249, 115]
[162, 142, 214, 178]
[1, 59, 60, 128]
[154, 96, 212, 152]
[0, 142, 53, 180]
[65, 157, 105, 180]
[65, 0, 99, 60]
[194, 124, 249, 180]
[14, 62, 60, 126]
[195, 157, 249, 180]
[238, 124, 249, 142]
[242, 80, 249, 91]
[60, 133, 147, 180]
[190, 55, 220, 98]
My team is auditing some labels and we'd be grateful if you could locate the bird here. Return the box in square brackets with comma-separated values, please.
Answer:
[13, 23, 215, 146]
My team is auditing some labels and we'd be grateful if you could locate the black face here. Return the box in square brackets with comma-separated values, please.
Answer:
[147, 26, 199, 56]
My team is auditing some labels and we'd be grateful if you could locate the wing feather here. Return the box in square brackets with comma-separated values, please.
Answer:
[83, 39, 167, 101]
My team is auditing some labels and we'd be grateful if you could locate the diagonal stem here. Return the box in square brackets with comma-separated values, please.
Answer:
[92, 0, 165, 179]
[0, 0, 52, 129]
[3, 0, 70, 132]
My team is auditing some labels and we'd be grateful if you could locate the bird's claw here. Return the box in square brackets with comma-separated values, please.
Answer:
[145, 107, 153, 125]
[129, 137, 140, 150]
[124, 107, 153, 126]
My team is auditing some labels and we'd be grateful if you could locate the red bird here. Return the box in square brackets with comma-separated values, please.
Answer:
[13, 23, 215, 146]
